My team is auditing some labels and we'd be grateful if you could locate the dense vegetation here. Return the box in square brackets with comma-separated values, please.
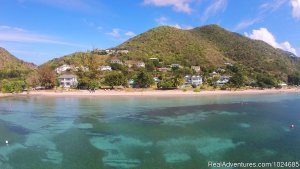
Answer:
[0, 48, 36, 92]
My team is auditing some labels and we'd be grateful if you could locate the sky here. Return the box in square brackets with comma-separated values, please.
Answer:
[0, 0, 300, 65]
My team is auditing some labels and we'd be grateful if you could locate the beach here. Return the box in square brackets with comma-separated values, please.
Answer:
[4, 88, 300, 97]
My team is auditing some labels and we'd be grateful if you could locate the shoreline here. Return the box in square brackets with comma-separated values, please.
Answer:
[3, 88, 300, 97]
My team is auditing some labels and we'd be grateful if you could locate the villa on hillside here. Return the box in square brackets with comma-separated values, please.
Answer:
[185, 75, 203, 86]
[136, 61, 145, 67]
[124, 60, 145, 68]
[215, 76, 231, 85]
[170, 64, 182, 68]
[98, 66, 112, 71]
[149, 58, 159, 61]
[157, 67, 171, 72]
[58, 74, 78, 88]
[225, 62, 233, 66]
[55, 64, 72, 74]
[110, 59, 123, 64]
[191, 66, 201, 72]
[74, 66, 89, 72]
[209, 71, 219, 77]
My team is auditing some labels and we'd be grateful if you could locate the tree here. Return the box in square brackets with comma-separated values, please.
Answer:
[172, 75, 184, 88]
[288, 73, 300, 85]
[26, 71, 40, 88]
[104, 72, 127, 88]
[229, 72, 245, 88]
[37, 65, 56, 89]
[256, 74, 277, 88]
[135, 71, 154, 88]
[1, 79, 26, 93]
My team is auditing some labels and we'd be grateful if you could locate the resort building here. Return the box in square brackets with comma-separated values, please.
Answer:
[98, 66, 112, 71]
[55, 64, 72, 74]
[58, 74, 78, 88]
[185, 75, 203, 86]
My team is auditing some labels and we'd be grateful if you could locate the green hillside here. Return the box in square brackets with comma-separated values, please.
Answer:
[43, 24, 300, 84]
[116, 24, 300, 80]
[43, 51, 109, 71]
[118, 26, 226, 67]
[191, 25, 298, 78]
[0, 47, 36, 79]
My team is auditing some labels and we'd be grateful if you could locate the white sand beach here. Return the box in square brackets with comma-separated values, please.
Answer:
[6, 88, 300, 97]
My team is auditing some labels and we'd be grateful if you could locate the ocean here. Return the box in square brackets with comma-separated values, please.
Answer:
[0, 94, 300, 169]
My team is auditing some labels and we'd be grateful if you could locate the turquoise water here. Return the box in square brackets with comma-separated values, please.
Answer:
[0, 94, 300, 169]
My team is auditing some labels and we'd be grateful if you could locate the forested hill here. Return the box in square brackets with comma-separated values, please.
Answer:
[0, 47, 36, 79]
[118, 24, 300, 79]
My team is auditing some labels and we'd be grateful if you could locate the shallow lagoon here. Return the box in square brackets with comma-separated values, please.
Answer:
[0, 93, 300, 169]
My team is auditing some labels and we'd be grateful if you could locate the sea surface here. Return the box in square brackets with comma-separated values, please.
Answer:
[0, 94, 300, 169]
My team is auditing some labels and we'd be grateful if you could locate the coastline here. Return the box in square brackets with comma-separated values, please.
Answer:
[5, 88, 300, 97]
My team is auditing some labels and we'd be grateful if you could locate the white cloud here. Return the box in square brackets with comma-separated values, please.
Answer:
[0, 25, 87, 47]
[106, 28, 136, 39]
[106, 28, 121, 38]
[202, 0, 227, 21]
[245, 28, 297, 55]
[291, 0, 300, 18]
[259, 0, 288, 12]
[144, 0, 193, 13]
[235, 17, 261, 31]
[155, 16, 194, 30]
[125, 31, 136, 36]
[234, 18, 261, 31]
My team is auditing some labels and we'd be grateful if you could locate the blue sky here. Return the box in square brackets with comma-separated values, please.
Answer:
[0, 0, 300, 64]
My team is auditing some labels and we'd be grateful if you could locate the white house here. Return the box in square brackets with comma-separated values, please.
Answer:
[216, 76, 231, 85]
[185, 75, 203, 86]
[55, 64, 71, 74]
[58, 74, 78, 88]
[136, 61, 145, 68]
[170, 64, 182, 68]
[110, 59, 123, 64]
[98, 66, 112, 71]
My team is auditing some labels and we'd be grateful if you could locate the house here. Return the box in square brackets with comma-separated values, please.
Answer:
[153, 77, 160, 83]
[110, 59, 123, 64]
[74, 66, 89, 72]
[124, 60, 135, 68]
[157, 67, 171, 72]
[136, 61, 145, 68]
[216, 76, 231, 85]
[191, 66, 201, 72]
[225, 62, 233, 66]
[170, 64, 182, 68]
[185, 75, 203, 86]
[55, 64, 72, 74]
[98, 66, 112, 71]
[278, 82, 288, 88]
[209, 71, 219, 77]
[118, 49, 129, 54]
[128, 79, 135, 88]
[125, 60, 145, 68]
[58, 74, 78, 88]
[149, 57, 158, 60]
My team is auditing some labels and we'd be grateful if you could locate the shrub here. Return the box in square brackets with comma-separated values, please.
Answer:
[193, 88, 201, 92]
